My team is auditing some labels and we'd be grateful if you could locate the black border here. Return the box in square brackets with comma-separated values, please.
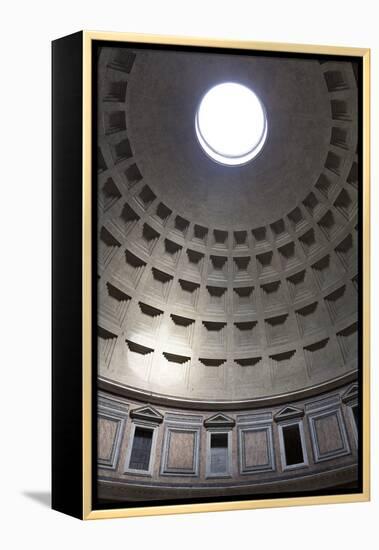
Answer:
[92, 39, 364, 512]
[52, 31, 83, 519]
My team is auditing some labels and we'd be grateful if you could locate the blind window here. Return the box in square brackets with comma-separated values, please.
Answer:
[352, 404, 359, 430]
[282, 424, 304, 466]
[210, 433, 228, 474]
[129, 427, 153, 471]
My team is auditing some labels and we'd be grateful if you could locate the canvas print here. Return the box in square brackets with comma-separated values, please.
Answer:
[95, 43, 361, 508]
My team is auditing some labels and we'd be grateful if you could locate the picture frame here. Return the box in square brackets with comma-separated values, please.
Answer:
[52, 31, 370, 520]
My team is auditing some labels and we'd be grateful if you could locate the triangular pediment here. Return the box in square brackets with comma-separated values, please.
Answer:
[204, 413, 235, 428]
[274, 406, 304, 422]
[342, 383, 358, 404]
[130, 404, 163, 424]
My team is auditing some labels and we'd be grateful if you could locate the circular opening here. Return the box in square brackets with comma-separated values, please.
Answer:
[195, 82, 267, 166]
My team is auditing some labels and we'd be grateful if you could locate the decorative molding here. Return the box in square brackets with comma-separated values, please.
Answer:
[165, 413, 203, 425]
[98, 372, 358, 411]
[129, 404, 163, 424]
[341, 383, 358, 404]
[305, 393, 341, 413]
[236, 412, 272, 424]
[274, 406, 304, 422]
[204, 413, 235, 429]
[98, 391, 130, 413]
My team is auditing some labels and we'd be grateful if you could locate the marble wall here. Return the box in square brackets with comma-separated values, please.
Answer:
[97, 381, 359, 502]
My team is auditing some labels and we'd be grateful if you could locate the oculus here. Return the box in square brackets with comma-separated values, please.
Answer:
[195, 82, 268, 166]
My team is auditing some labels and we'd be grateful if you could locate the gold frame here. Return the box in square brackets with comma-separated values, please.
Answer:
[82, 31, 370, 520]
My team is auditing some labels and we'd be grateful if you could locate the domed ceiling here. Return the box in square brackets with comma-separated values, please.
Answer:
[97, 46, 359, 407]
[127, 51, 333, 227]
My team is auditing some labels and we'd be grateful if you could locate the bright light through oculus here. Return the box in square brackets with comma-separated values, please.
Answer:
[195, 82, 267, 166]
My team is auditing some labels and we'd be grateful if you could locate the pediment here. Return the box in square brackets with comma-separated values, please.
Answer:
[342, 383, 358, 404]
[130, 404, 163, 424]
[274, 406, 304, 422]
[204, 413, 235, 428]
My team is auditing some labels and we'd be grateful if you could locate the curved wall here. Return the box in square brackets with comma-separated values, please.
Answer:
[97, 47, 359, 403]
[98, 383, 359, 502]
[96, 46, 360, 499]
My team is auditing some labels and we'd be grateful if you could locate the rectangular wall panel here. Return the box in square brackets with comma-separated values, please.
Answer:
[238, 425, 275, 474]
[98, 418, 118, 461]
[308, 407, 351, 462]
[97, 400, 127, 470]
[167, 431, 195, 470]
[244, 429, 269, 468]
[161, 425, 200, 476]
